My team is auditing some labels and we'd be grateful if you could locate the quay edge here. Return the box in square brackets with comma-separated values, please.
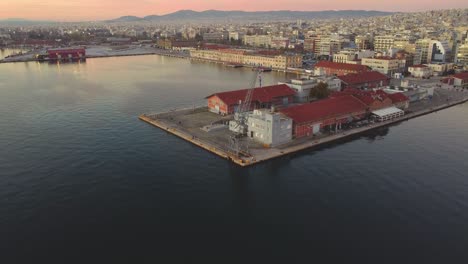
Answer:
[140, 97, 468, 167]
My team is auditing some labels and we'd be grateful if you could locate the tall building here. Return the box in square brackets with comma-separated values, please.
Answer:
[355, 35, 371, 50]
[456, 41, 468, 65]
[374, 35, 394, 52]
[414, 39, 453, 64]
[414, 39, 432, 64]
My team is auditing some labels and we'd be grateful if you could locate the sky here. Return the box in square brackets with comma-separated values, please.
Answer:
[0, 0, 466, 21]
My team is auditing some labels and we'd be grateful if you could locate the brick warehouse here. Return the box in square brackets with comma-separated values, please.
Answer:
[280, 95, 368, 138]
[206, 84, 295, 115]
[47, 47, 86, 60]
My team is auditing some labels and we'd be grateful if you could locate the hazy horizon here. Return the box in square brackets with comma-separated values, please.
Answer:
[0, 0, 466, 22]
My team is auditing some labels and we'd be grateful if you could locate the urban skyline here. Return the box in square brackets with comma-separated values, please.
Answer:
[0, 0, 467, 21]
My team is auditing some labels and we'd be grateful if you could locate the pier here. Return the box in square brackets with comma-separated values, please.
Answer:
[140, 89, 468, 167]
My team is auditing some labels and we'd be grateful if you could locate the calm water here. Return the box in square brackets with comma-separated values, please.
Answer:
[1, 56, 468, 263]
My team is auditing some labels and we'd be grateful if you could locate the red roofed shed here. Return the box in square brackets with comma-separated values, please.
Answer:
[314, 61, 370, 76]
[206, 84, 296, 115]
[280, 95, 367, 138]
[337, 71, 390, 90]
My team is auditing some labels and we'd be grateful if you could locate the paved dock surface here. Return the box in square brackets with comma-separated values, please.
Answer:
[141, 88, 468, 166]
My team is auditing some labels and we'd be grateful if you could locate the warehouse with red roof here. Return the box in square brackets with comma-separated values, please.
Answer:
[280, 95, 368, 138]
[206, 84, 295, 115]
[337, 71, 390, 90]
[314, 61, 370, 76]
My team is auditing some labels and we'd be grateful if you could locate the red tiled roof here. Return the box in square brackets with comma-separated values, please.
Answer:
[453, 72, 468, 81]
[314, 61, 369, 72]
[337, 71, 389, 85]
[206, 84, 295, 106]
[280, 95, 367, 124]
[331, 89, 390, 106]
[387, 92, 409, 103]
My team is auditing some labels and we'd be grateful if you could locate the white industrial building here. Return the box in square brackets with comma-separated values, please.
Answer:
[372, 107, 405, 122]
[247, 109, 292, 147]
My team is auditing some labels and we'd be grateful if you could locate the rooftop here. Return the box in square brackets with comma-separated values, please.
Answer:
[280, 95, 367, 124]
[338, 71, 389, 85]
[314, 61, 370, 72]
[206, 84, 296, 106]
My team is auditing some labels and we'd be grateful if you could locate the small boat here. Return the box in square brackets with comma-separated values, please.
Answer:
[226, 63, 243, 68]
[256, 66, 272, 72]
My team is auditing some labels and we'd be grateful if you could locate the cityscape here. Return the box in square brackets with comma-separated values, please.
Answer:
[1, 1, 468, 263]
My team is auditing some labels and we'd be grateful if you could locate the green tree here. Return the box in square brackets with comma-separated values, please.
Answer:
[309, 82, 330, 100]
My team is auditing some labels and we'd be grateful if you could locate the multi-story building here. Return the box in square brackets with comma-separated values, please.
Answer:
[355, 35, 371, 50]
[333, 50, 374, 64]
[190, 49, 302, 70]
[314, 61, 370, 76]
[374, 35, 394, 52]
[361, 57, 406, 75]
[203, 32, 229, 42]
[457, 41, 468, 65]
[414, 39, 453, 64]
[243, 35, 272, 47]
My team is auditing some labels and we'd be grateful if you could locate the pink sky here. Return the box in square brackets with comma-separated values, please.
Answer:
[0, 0, 466, 21]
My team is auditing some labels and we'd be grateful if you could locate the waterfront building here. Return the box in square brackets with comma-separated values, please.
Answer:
[205, 84, 295, 115]
[190, 49, 302, 70]
[280, 95, 368, 138]
[361, 57, 406, 75]
[337, 71, 390, 90]
[408, 65, 433, 78]
[247, 109, 293, 147]
[47, 47, 85, 60]
[314, 61, 370, 76]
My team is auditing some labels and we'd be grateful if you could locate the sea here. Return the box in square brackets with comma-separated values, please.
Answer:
[1, 52, 467, 263]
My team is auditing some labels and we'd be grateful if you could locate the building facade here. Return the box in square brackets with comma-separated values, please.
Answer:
[361, 57, 406, 75]
[205, 84, 296, 115]
[314, 61, 370, 76]
[47, 47, 86, 60]
[247, 109, 293, 147]
[408, 65, 433, 78]
[243, 35, 272, 47]
[190, 49, 302, 70]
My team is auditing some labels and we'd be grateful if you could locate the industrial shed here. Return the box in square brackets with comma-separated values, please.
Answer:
[280, 95, 367, 138]
[205, 84, 295, 115]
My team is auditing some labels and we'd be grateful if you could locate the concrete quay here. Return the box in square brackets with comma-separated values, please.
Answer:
[140, 90, 468, 167]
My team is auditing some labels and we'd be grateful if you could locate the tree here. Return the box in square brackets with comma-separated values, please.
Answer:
[309, 82, 330, 100]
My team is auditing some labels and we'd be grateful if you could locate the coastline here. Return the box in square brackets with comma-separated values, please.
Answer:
[140, 96, 468, 167]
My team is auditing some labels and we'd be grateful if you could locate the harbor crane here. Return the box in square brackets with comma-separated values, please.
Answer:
[228, 68, 262, 157]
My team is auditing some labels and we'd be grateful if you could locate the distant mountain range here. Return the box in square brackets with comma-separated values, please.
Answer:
[0, 10, 394, 25]
[107, 10, 394, 23]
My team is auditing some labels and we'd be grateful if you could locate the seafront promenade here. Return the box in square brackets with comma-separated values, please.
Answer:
[140, 88, 468, 167]
[0, 45, 189, 63]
